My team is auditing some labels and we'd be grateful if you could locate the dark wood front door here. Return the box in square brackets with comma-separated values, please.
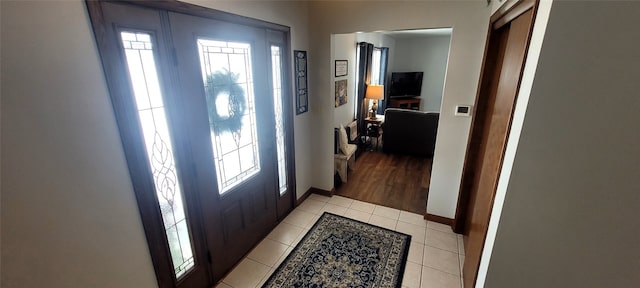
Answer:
[453, 0, 538, 286]
[86, 1, 295, 286]
[169, 12, 283, 280]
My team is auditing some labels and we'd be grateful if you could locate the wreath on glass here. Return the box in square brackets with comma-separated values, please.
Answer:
[204, 70, 246, 136]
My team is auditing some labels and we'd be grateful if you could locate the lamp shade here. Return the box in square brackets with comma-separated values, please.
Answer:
[365, 85, 384, 100]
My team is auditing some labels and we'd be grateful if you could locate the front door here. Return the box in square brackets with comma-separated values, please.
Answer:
[169, 12, 282, 280]
[87, 1, 295, 286]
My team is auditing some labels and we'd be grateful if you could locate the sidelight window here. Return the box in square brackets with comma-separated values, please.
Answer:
[270, 46, 288, 194]
[120, 31, 195, 278]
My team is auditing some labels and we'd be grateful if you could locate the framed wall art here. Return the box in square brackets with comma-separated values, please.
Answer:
[294, 50, 308, 115]
[335, 79, 347, 107]
[335, 60, 348, 77]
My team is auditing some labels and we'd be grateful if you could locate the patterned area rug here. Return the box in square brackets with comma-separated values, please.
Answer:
[262, 212, 411, 288]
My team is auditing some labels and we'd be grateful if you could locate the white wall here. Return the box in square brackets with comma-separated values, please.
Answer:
[0, 1, 311, 287]
[490, 0, 507, 14]
[482, 1, 640, 287]
[355, 32, 396, 49]
[332, 33, 357, 128]
[308, 1, 490, 219]
[1, 1, 157, 287]
[392, 35, 451, 112]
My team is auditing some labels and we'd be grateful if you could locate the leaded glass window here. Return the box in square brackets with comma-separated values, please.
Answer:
[196, 39, 261, 195]
[270, 46, 288, 195]
[120, 31, 195, 278]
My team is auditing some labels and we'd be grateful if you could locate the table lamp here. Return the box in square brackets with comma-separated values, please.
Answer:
[365, 85, 384, 119]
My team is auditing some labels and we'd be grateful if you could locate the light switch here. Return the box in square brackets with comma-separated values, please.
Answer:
[455, 105, 472, 116]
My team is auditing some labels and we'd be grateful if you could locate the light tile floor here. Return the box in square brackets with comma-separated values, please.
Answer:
[216, 194, 465, 288]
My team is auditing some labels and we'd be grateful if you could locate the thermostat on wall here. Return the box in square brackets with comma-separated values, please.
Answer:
[455, 105, 472, 117]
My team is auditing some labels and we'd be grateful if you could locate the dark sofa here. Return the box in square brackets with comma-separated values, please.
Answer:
[382, 108, 439, 157]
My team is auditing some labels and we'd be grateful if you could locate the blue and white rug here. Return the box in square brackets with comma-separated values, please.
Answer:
[263, 212, 411, 288]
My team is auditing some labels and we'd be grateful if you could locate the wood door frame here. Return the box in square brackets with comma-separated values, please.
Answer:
[452, 0, 538, 286]
[453, 0, 537, 234]
[86, 3, 209, 286]
[266, 31, 298, 220]
[86, 1, 296, 286]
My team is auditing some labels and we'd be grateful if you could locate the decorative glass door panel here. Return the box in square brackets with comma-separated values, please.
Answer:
[270, 45, 287, 195]
[120, 31, 194, 278]
[168, 11, 291, 280]
[89, 2, 294, 286]
[196, 39, 261, 195]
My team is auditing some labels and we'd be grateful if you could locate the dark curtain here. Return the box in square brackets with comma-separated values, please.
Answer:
[356, 42, 374, 138]
[377, 47, 390, 115]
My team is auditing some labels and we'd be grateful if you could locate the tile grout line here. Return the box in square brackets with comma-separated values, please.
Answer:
[423, 242, 460, 254]
[421, 264, 462, 279]
[227, 195, 464, 288]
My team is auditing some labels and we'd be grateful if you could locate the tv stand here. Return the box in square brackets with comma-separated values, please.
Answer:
[388, 97, 421, 110]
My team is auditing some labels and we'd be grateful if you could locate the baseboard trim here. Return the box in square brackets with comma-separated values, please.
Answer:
[296, 188, 313, 206]
[310, 187, 334, 197]
[424, 213, 454, 227]
[296, 187, 334, 206]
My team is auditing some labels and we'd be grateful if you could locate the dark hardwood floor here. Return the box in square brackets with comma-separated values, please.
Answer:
[335, 150, 432, 214]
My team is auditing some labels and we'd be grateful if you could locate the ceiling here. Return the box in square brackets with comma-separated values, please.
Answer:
[381, 28, 453, 39]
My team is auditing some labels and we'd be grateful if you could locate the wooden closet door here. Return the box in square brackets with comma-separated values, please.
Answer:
[455, 0, 538, 286]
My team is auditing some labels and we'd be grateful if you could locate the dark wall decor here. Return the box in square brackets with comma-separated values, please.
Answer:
[294, 50, 308, 114]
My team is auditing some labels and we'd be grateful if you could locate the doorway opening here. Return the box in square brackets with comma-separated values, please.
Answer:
[331, 28, 452, 215]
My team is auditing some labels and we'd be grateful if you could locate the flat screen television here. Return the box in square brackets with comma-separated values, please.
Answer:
[389, 72, 423, 98]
